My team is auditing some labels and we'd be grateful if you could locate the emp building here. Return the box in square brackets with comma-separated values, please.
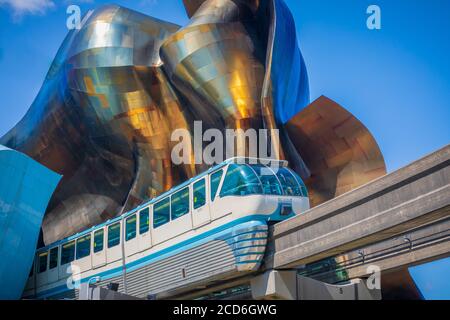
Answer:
[0, 0, 386, 299]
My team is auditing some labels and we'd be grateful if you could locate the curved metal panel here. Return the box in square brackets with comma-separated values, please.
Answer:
[161, 0, 268, 152]
[265, 0, 310, 125]
[0, 145, 61, 299]
[285, 96, 387, 207]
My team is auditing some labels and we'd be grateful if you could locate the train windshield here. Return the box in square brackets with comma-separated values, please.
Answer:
[219, 163, 308, 197]
[220, 164, 262, 197]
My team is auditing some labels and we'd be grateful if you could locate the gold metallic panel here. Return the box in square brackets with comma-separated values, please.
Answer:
[161, 0, 278, 158]
[286, 96, 387, 207]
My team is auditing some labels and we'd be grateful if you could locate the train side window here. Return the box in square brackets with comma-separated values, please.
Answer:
[49, 247, 59, 269]
[171, 187, 190, 220]
[126, 215, 137, 241]
[38, 252, 48, 273]
[276, 168, 302, 196]
[61, 241, 75, 265]
[76, 234, 91, 259]
[193, 179, 206, 210]
[94, 229, 104, 253]
[108, 223, 121, 248]
[210, 170, 224, 201]
[153, 197, 170, 228]
[139, 208, 150, 234]
[290, 169, 308, 197]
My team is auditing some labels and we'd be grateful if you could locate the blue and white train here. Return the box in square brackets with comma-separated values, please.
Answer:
[23, 158, 309, 299]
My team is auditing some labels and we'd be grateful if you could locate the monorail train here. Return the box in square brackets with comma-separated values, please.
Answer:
[23, 158, 310, 299]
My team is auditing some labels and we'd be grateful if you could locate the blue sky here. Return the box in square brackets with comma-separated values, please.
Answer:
[0, 0, 449, 299]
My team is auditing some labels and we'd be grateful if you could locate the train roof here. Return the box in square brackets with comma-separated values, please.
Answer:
[37, 157, 289, 252]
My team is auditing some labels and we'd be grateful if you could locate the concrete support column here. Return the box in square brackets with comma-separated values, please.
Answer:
[251, 270, 381, 300]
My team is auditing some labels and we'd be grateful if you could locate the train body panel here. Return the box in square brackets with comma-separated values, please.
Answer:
[23, 159, 310, 299]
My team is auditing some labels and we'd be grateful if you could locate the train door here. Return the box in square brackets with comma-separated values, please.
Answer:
[74, 234, 93, 273]
[208, 169, 227, 221]
[35, 251, 48, 287]
[169, 186, 193, 237]
[124, 214, 139, 257]
[92, 228, 106, 269]
[192, 177, 210, 228]
[47, 246, 59, 283]
[106, 221, 122, 264]
[58, 240, 75, 280]
[137, 207, 152, 252]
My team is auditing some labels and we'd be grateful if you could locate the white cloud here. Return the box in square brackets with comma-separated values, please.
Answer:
[0, 0, 55, 18]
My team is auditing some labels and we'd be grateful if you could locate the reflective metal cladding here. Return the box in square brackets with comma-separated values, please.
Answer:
[0, 145, 61, 299]
[0, 0, 385, 244]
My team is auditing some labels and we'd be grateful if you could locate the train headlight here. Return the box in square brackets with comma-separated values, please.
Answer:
[280, 204, 292, 216]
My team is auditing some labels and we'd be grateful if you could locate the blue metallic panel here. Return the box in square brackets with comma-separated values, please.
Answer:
[0, 145, 61, 299]
[270, 0, 310, 124]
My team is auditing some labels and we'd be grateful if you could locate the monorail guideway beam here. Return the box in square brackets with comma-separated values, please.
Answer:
[265, 145, 450, 270]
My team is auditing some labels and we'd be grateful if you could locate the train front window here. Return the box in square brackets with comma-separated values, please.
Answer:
[76, 234, 91, 259]
[94, 229, 104, 253]
[171, 187, 190, 220]
[154, 197, 170, 228]
[220, 164, 262, 197]
[210, 170, 223, 201]
[276, 168, 302, 196]
[49, 247, 58, 269]
[250, 164, 282, 195]
[290, 170, 308, 197]
[139, 208, 150, 234]
[61, 241, 75, 265]
[108, 223, 121, 248]
[126, 215, 137, 241]
[38, 252, 48, 273]
[193, 179, 206, 210]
